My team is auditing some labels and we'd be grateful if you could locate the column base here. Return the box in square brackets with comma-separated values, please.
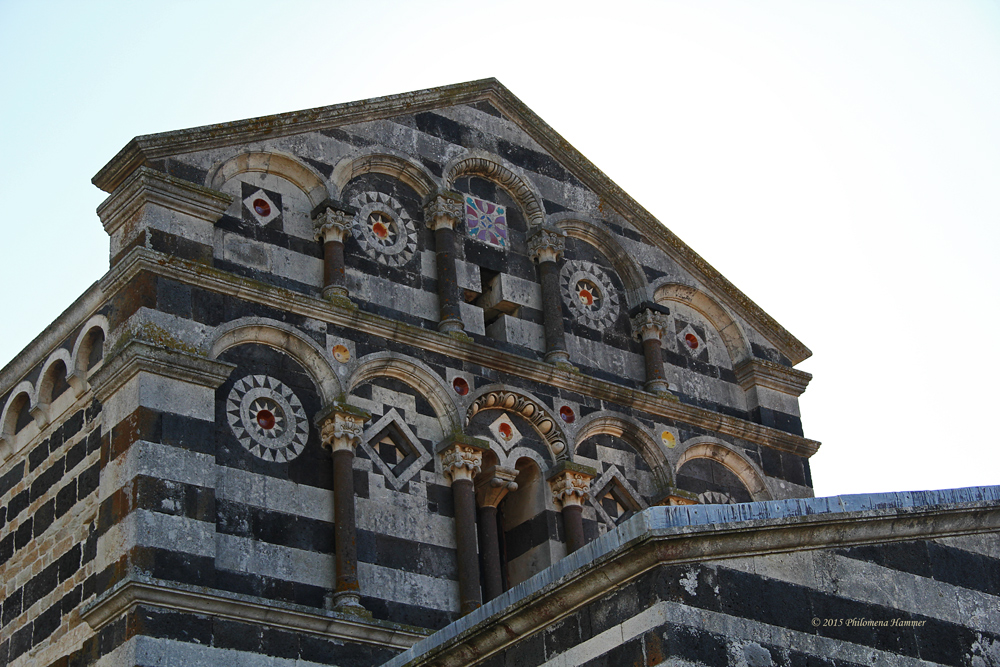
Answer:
[644, 379, 671, 394]
[323, 289, 355, 310]
[329, 592, 372, 619]
[438, 317, 465, 334]
[544, 349, 571, 364]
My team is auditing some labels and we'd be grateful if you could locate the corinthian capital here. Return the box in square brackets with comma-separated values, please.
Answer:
[436, 434, 490, 483]
[314, 206, 354, 244]
[316, 403, 371, 453]
[527, 226, 566, 264]
[631, 308, 669, 342]
[424, 191, 465, 231]
[547, 462, 596, 508]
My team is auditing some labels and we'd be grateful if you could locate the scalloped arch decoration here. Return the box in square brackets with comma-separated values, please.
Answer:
[443, 153, 545, 227]
[467, 390, 566, 461]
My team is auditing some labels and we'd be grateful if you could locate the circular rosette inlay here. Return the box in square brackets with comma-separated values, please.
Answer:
[227, 375, 309, 462]
[560, 260, 620, 330]
[349, 191, 417, 267]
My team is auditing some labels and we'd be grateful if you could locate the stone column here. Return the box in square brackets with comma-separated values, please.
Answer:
[424, 192, 466, 334]
[527, 226, 570, 365]
[317, 403, 371, 615]
[437, 435, 490, 614]
[547, 462, 596, 555]
[475, 466, 519, 602]
[312, 202, 356, 306]
[629, 303, 672, 394]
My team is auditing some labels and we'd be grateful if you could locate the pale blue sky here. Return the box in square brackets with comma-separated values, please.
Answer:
[2, 0, 998, 496]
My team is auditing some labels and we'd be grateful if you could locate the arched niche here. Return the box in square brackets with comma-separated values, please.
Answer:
[442, 150, 545, 227]
[330, 149, 438, 200]
[466, 386, 566, 462]
[207, 151, 330, 209]
[0, 383, 36, 457]
[574, 413, 672, 491]
[675, 439, 771, 502]
[347, 352, 461, 434]
[71, 316, 108, 382]
[552, 214, 650, 310]
[209, 318, 341, 405]
[653, 282, 752, 366]
[36, 351, 74, 421]
[496, 455, 554, 588]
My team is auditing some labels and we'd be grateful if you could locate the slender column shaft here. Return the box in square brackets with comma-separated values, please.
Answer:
[332, 448, 359, 598]
[477, 505, 503, 602]
[538, 259, 568, 362]
[642, 336, 667, 388]
[323, 239, 346, 296]
[562, 504, 586, 554]
[453, 478, 482, 614]
[435, 226, 463, 330]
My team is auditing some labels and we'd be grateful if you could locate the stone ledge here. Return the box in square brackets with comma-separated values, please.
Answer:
[90, 340, 236, 403]
[735, 358, 813, 396]
[82, 577, 430, 651]
[383, 484, 1000, 667]
[99, 248, 820, 457]
[96, 165, 233, 237]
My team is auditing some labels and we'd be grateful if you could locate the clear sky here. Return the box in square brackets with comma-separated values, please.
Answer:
[1, 0, 998, 497]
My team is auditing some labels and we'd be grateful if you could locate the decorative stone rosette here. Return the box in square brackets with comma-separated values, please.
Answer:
[349, 191, 417, 266]
[559, 260, 620, 330]
[227, 375, 309, 462]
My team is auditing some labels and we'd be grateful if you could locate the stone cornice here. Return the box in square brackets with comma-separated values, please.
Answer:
[735, 358, 813, 396]
[101, 248, 821, 457]
[96, 166, 233, 237]
[90, 339, 236, 403]
[383, 491, 1000, 667]
[81, 577, 428, 650]
[91, 79, 808, 364]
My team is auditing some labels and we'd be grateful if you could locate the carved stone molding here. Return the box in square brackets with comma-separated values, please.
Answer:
[314, 206, 354, 244]
[467, 391, 567, 458]
[475, 466, 519, 508]
[316, 404, 371, 453]
[440, 442, 485, 483]
[734, 358, 813, 397]
[548, 462, 595, 508]
[630, 308, 669, 342]
[527, 227, 566, 264]
[423, 191, 464, 231]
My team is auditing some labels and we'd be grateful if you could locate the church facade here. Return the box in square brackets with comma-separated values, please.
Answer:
[1, 80, 997, 667]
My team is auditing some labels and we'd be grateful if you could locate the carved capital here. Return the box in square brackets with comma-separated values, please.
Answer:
[527, 227, 566, 264]
[317, 405, 370, 454]
[440, 443, 484, 483]
[631, 308, 670, 342]
[424, 192, 464, 231]
[548, 465, 595, 508]
[475, 466, 519, 508]
[314, 207, 354, 244]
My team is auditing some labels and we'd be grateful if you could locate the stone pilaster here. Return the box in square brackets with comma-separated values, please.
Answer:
[547, 461, 596, 555]
[424, 192, 466, 334]
[527, 226, 570, 366]
[437, 434, 490, 614]
[475, 466, 519, 602]
[312, 201, 357, 306]
[317, 403, 371, 615]
[629, 302, 672, 395]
